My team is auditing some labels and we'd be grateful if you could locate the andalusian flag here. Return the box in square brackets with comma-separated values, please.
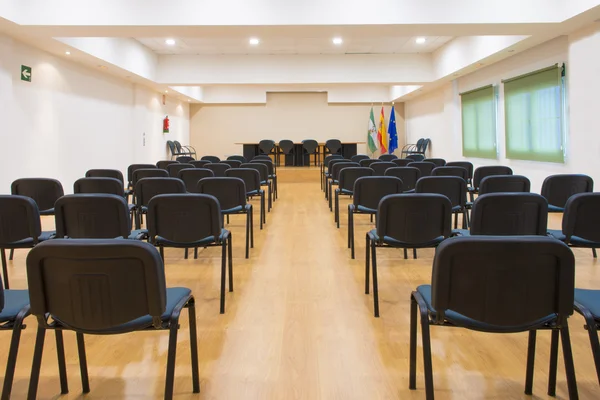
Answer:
[388, 105, 398, 154]
[377, 106, 388, 154]
[367, 107, 378, 153]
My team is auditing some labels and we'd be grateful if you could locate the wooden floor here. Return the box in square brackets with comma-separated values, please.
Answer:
[3, 167, 600, 399]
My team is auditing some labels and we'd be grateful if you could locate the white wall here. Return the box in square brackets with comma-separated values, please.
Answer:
[0, 34, 189, 194]
[189, 92, 405, 159]
[404, 28, 600, 192]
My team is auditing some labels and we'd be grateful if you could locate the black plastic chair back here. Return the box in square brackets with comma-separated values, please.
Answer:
[226, 168, 262, 193]
[178, 169, 215, 193]
[421, 139, 431, 153]
[227, 155, 247, 163]
[370, 162, 396, 176]
[385, 167, 421, 192]
[393, 159, 412, 167]
[135, 178, 186, 208]
[330, 162, 360, 181]
[325, 139, 342, 155]
[222, 160, 242, 169]
[302, 140, 319, 154]
[431, 166, 468, 181]
[415, 138, 424, 152]
[27, 239, 167, 331]
[132, 169, 169, 188]
[174, 141, 185, 153]
[201, 156, 221, 163]
[176, 156, 195, 163]
[251, 159, 275, 176]
[353, 177, 403, 211]
[359, 159, 379, 168]
[147, 194, 222, 245]
[190, 160, 212, 168]
[541, 174, 594, 209]
[259, 139, 276, 155]
[351, 154, 370, 163]
[406, 154, 425, 161]
[479, 175, 531, 195]
[407, 161, 436, 177]
[156, 160, 179, 170]
[446, 161, 474, 182]
[430, 236, 574, 327]
[167, 140, 178, 155]
[74, 177, 125, 196]
[55, 194, 130, 239]
[240, 163, 268, 183]
[128, 164, 157, 186]
[424, 158, 446, 167]
[197, 177, 247, 211]
[473, 166, 513, 190]
[252, 155, 271, 161]
[323, 155, 344, 169]
[278, 140, 294, 154]
[11, 178, 64, 215]
[206, 163, 231, 178]
[562, 193, 600, 242]
[379, 154, 398, 162]
[377, 194, 452, 244]
[470, 193, 548, 235]
[416, 176, 466, 209]
[338, 167, 374, 192]
[0, 195, 41, 246]
[167, 163, 194, 178]
[85, 169, 124, 184]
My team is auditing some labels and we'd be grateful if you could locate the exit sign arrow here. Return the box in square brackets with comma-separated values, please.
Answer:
[21, 65, 31, 82]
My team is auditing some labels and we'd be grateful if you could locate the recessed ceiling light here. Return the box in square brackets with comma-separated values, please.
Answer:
[415, 37, 427, 44]
[165, 39, 176, 46]
[65, 51, 71, 55]
[332, 37, 343, 45]
[165, 90, 168, 93]
[249, 38, 260, 45]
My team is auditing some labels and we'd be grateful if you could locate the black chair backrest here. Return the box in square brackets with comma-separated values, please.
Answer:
[479, 175, 531, 195]
[227, 155, 247, 163]
[174, 140, 184, 153]
[470, 193, 548, 235]
[415, 138, 425, 152]
[379, 154, 398, 161]
[424, 158, 446, 167]
[302, 139, 319, 154]
[201, 155, 221, 163]
[178, 168, 215, 193]
[370, 162, 396, 176]
[251, 159, 275, 176]
[11, 178, 64, 214]
[392, 159, 412, 167]
[127, 164, 157, 185]
[190, 160, 212, 168]
[206, 163, 231, 178]
[385, 167, 421, 191]
[338, 167, 374, 192]
[416, 176, 467, 209]
[156, 160, 179, 170]
[0, 195, 42, 245]
[27, 239, 168, 331]
[446, 161, 474, 182]
[359, 158, 379, 168]
[278, 140, 294, 154]
[252, 155, 271, 161]
[325, 139, 342, 155]
[351, 154, 370, 163]
[562, 192, 600, 242]
[431, 166, 469, 181]
[55, 194, 131, 239]
[222, 160, 242, 169]
[167, 163, 194, 178]
[473, 165, 513, 190]
[226, 168, 262, 193]
[406, 154, 425, 161]
[240, 163, 268, 183]
[74, 177, 125, 196]
[132, 168, 169, 188]
[323, 154, 344, 169]
[167, 140, 178, 155]
[135, 178, 186, 208]
[330, 162, 360, 181]
[197, 177, 247, 211]
[421, 138, 431, 153]
[259, 139, 276, 154]
[147, 193, 222, 245]
[353, 176, 403, 211]
[175, 156, 195, 163]
[85, 169, 124, 185]
[430, 236, 574, 327]
[407, 161, 436, 177]
[541, 174, 594, 209]
[377, 193, 452, 244]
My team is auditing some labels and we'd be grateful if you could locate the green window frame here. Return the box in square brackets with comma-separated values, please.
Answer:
[460, 85, 497, 159]
[503, 64, 565, 163]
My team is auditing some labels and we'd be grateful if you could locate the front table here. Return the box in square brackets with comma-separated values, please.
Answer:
[235, 142, 364, 166]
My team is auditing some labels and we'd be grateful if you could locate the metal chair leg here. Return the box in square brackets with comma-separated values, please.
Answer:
[372, 240, 379, 317]
[55, 330, 69, 394]
[76, 332, 90, 393]
[8, 249, 13, 261]
[27, 326, 46, 400]
[228, 235, 233, 292]
[365, 234, 370, 294]
[1, 308, 27, 400]
[548, 329, 559, 396]
[187, 300, 200, 393]
[220, 242, 227, 314]
[164, 318, 179, 400]
[560, 322, 579, 399]
[524, 330, 536, 395]
[409, 294, 418, 390]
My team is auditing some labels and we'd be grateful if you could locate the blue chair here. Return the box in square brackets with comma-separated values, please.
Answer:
[573, 288, 600, 386]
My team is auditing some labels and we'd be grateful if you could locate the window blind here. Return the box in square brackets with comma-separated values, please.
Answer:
[460, 85, 497, 159]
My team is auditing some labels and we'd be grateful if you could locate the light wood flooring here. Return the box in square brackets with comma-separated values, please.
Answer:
[2, 167, 600, 399]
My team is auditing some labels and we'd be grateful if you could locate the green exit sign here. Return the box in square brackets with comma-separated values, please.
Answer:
[21, 65, 31, 82]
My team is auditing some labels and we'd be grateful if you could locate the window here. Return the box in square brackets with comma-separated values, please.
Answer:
[460, 85, 497, 159]
[503, 64, 565, 163]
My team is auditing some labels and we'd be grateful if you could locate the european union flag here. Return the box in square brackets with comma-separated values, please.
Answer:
[388, 105, 398, 154]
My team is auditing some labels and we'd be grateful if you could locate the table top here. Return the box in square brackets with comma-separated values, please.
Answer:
[235, 142, 365, 145]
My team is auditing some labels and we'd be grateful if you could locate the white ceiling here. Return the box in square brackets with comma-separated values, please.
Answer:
[136, 36, 452, 55]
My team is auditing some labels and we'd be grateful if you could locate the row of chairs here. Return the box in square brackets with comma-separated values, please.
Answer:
[256, 138, 345, 167]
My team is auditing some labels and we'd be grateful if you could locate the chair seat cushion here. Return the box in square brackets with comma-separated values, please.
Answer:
[39, 208, 55, 216]
[569, 235, 600, 248]
[417, 285, 556, 332]
[370, 229, 445, 248]
[2, 231, 56, 248]
[451, 229, 470, 237]
[548, 204, 565, 213]
[128, 229, 148, 240]
[39, 231, 56, 241]
[0, 290, 29, 323]
[548, 229, 566, 241]
[339, 188, 353, 195]
[155, 229, 229, 247]
[356, 205, 377, 214]
[223, 206, 244, 214]
[575, 289, 600, 321]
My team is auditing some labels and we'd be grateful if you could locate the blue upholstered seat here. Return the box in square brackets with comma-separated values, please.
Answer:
[0, 290, 30, 323]
[370, 230, 445, 248]
[575, 289, 600, 321]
